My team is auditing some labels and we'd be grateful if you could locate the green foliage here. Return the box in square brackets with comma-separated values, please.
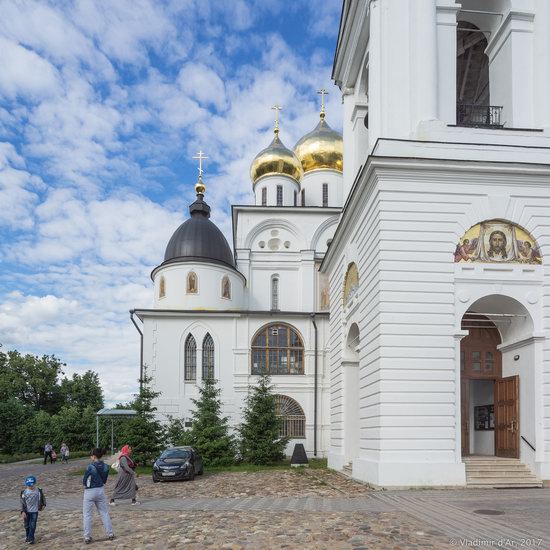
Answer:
[185, 378, 235, 466]
[118, 367, 164, 465]
[239, 375, 288, 464]
[60, 371, 104, 411]
[165, 416, 192, 447]
[0, 344, 105, 454]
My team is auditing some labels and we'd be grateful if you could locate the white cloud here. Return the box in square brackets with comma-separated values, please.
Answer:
[0, 37, 60, 100]
[178, 63, 227, 110]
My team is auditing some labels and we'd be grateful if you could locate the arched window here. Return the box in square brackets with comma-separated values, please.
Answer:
[261, 187, 267, 206]
[221, 276, 231, 299]
[202, 333, 215, 380]
[271, 275, 279, 311]
[275, 395, 305, 438]
[159, 276, 166, 299]
[251, 323, 304, 375]
[184, 334, 197, 381]
[187, 272, 198, 294]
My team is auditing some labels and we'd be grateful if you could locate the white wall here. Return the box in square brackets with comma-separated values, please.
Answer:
[254, 174, 300, 207]
[301, 169, 343, 208]
[153, 262, 245, 311]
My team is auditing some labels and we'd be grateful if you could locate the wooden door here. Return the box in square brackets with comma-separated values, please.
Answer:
[461, 379, 470, 456]
[495, 376, 519, 458]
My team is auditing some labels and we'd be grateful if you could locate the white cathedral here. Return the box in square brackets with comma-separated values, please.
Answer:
[132, 0, 550, 488]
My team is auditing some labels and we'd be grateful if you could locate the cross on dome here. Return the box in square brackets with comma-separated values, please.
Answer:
[271, 104, 282, 134]
[192, 150, 208, 195]
[317, 89, 328, 119]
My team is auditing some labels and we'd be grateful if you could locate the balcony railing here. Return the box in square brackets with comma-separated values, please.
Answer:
[457, 104, 504, 129]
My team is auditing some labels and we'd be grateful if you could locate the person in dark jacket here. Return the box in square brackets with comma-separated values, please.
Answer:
[82, 448, 114, 544]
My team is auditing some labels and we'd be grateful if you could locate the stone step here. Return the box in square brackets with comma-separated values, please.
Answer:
[467, 481, 543, 489]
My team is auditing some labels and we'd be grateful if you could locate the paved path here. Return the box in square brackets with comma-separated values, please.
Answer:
[1, 488, 549, 548]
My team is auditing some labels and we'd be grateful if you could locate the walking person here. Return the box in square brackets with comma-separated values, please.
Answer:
[60, 443, 70, 464]
[43, 442, 53, 465]
[20, 475, 46, 545]
[82, 448, 115, 544]
[51, 449, 57, 464]
[110, 445, 139, 506]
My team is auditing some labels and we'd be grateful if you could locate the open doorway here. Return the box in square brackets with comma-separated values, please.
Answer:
[460, 295, 535, 462]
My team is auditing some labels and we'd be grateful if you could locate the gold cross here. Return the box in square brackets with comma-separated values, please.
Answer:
[272, 104, 282, 134]
[192, 150, 208, 178]
[317, 89, 328, 115]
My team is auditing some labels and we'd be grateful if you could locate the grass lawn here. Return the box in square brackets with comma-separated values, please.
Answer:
[73, 458, 327, 476]
[0, 451, 90, 464]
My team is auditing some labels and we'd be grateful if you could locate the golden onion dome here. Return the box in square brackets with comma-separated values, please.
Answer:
[294, 114, 343, 173]
[250, 132, 304, 185]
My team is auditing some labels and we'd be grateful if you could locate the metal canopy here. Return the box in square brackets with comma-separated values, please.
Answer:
[95, 408, 138, 455]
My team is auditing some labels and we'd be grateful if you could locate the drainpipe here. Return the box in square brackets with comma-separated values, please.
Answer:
[310, 313, 318, 457]
[130, 310, 144, 391]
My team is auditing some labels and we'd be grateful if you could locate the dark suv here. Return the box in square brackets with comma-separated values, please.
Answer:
[152, 446, 204, 482]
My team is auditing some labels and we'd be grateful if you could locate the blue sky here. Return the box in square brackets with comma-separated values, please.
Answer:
[0, 0, 343, 404]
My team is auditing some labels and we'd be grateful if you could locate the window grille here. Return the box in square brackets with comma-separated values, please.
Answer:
[184, 334, 197, 381]
[275, 395, 305, 438]
[276, 185, 283, 206]
[271, 277, 279, 310]
[251, 323, 304, 375]
[261, 187, 267, 206]
[322, 183, 328, 207]
[202, 333, 215, 380]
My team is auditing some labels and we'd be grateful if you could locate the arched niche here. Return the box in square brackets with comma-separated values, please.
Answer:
[454, 220, 541, 265]
[343, 263, 359, 308]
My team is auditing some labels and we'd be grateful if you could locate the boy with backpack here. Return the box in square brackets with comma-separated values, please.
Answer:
[82, 448, 115, 544]
[20, 475, 46, 545]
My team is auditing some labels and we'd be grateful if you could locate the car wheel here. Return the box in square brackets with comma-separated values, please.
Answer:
[188, 469, 195, 481]
[198, 466, 204, 475]
[152, 475, 159, 483]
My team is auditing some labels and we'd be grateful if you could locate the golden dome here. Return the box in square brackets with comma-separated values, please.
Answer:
[250, 132, 304, 185]
[294, 115, 343, 173]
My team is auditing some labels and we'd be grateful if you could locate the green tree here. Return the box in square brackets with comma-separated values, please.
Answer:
[52, 405, 97, 450]
[0, 349, 65, 413]
[186, 379, 235, 466]
[0, 399, 34, 454]
[165, 416, 192, 447]
[60, 371, 104, 411]
[239, 375, 288, 464]
[18, 410, 56, 453]
[118, 367, 164, 465]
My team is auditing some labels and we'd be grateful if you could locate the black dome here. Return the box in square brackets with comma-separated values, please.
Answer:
[163, 195, 235, 268]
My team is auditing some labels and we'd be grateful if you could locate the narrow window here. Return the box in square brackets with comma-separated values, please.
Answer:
[221, 275, 231, 299]
[202, 333, 215, 380]
[187, 272, 198, 294]
[276, 185, 283, 206]
[294, 190, 297, 206]
[261, 187, 267, 206]
[271, 276, 279, 310]
[301, 189, 305, 207]
[184, 334, 197, 381]
[322, 183, 328, 207]
[159, 276, 166, 299]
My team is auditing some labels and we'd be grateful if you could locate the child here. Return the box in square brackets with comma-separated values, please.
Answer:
[51, 449, 57, 463]
[60, 443, 69, 464]
[20, 476, 46, 545]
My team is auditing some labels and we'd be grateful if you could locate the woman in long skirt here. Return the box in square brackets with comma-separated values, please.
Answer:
[110, 445, 139, 505]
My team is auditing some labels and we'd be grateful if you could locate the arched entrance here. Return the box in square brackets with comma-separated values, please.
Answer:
[460, 295, 535, 461]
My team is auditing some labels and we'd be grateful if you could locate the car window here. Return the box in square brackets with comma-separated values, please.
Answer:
[160, 449, 191, 459]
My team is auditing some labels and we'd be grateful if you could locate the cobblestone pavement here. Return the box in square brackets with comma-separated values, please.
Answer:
[2, 461, 550, 549]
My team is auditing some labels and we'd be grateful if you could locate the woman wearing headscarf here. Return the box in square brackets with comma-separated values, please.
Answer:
[109, 445, 139, 505]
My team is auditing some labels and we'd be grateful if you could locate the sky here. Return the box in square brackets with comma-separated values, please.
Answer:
[0, 0, 343, 405]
